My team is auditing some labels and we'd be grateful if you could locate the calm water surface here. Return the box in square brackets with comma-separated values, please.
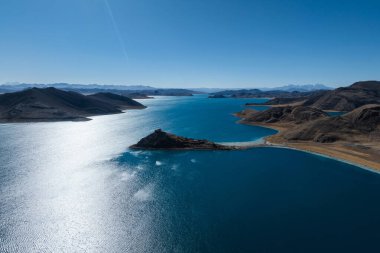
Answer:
[326, 111, 347, 117]
[1, 95, 380, 252]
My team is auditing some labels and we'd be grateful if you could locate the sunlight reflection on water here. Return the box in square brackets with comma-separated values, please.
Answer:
[1, 96, 380, 252]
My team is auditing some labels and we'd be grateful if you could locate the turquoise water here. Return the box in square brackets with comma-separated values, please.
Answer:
[138, 95, 276, 142]
[327, 111, 347, 117]
[1, 95, 380, 252]
[246, 105, 271, 111]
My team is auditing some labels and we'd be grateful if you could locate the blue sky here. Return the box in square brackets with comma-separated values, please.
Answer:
[0, 0, 379, 88]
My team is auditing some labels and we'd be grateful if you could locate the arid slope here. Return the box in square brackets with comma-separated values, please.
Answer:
[0, 88, 145, 122]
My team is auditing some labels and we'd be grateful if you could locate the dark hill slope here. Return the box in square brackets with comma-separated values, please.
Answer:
[0, 88, 129, 122]
[88, 92, 145, 109]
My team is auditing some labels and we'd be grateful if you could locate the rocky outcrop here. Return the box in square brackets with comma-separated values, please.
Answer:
[130, 129, 239, 150]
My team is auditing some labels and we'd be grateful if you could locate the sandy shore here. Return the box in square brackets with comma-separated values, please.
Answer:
[237, 120, 380, 172]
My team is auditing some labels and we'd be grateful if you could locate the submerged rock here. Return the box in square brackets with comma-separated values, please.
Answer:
[130, 129, 239, 150]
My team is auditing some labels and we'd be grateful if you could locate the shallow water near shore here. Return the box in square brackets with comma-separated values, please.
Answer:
[1, 95, 380, 252]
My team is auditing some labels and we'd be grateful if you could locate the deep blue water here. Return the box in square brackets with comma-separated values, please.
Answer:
[1, 95, 380, 252]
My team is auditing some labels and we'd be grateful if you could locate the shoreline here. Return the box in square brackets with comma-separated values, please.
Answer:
[278, 144, 380, 174]
[263, 145, 380, 175]
[235, 119, 380, 173]
[223, 136, 379, 173]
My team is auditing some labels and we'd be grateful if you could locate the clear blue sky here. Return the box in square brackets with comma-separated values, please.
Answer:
[0, 0, 379, 88]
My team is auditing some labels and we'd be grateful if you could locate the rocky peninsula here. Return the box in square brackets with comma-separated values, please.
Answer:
[130, 129, 240, 150]
[237, 104, 380, 171]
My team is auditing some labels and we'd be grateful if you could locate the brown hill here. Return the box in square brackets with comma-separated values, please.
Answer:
[241, 106, 328, 124]
[281, 104, 380, 143]
[0, 88, 144, 122]
[303, 81, 380, 111]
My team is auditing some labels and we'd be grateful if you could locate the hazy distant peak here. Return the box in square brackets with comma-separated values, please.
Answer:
[262, 84, 332, 92]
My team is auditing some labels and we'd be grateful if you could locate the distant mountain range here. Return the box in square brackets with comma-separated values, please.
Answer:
[189, 84, 332, 93]
[207, 84, 333, 98]
[0, 83, 198, 97]
[0, 83, 332, 94]
[260, 84, 332, 92]
[0, 83, 155, 93]
[209, 89, 322, 99]
[190, 88, 227, 93]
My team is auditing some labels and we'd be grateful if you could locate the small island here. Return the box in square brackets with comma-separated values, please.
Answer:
[130, 129, 240, 150]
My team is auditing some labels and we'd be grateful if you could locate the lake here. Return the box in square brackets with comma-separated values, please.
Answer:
[1, 95, 380, 252]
